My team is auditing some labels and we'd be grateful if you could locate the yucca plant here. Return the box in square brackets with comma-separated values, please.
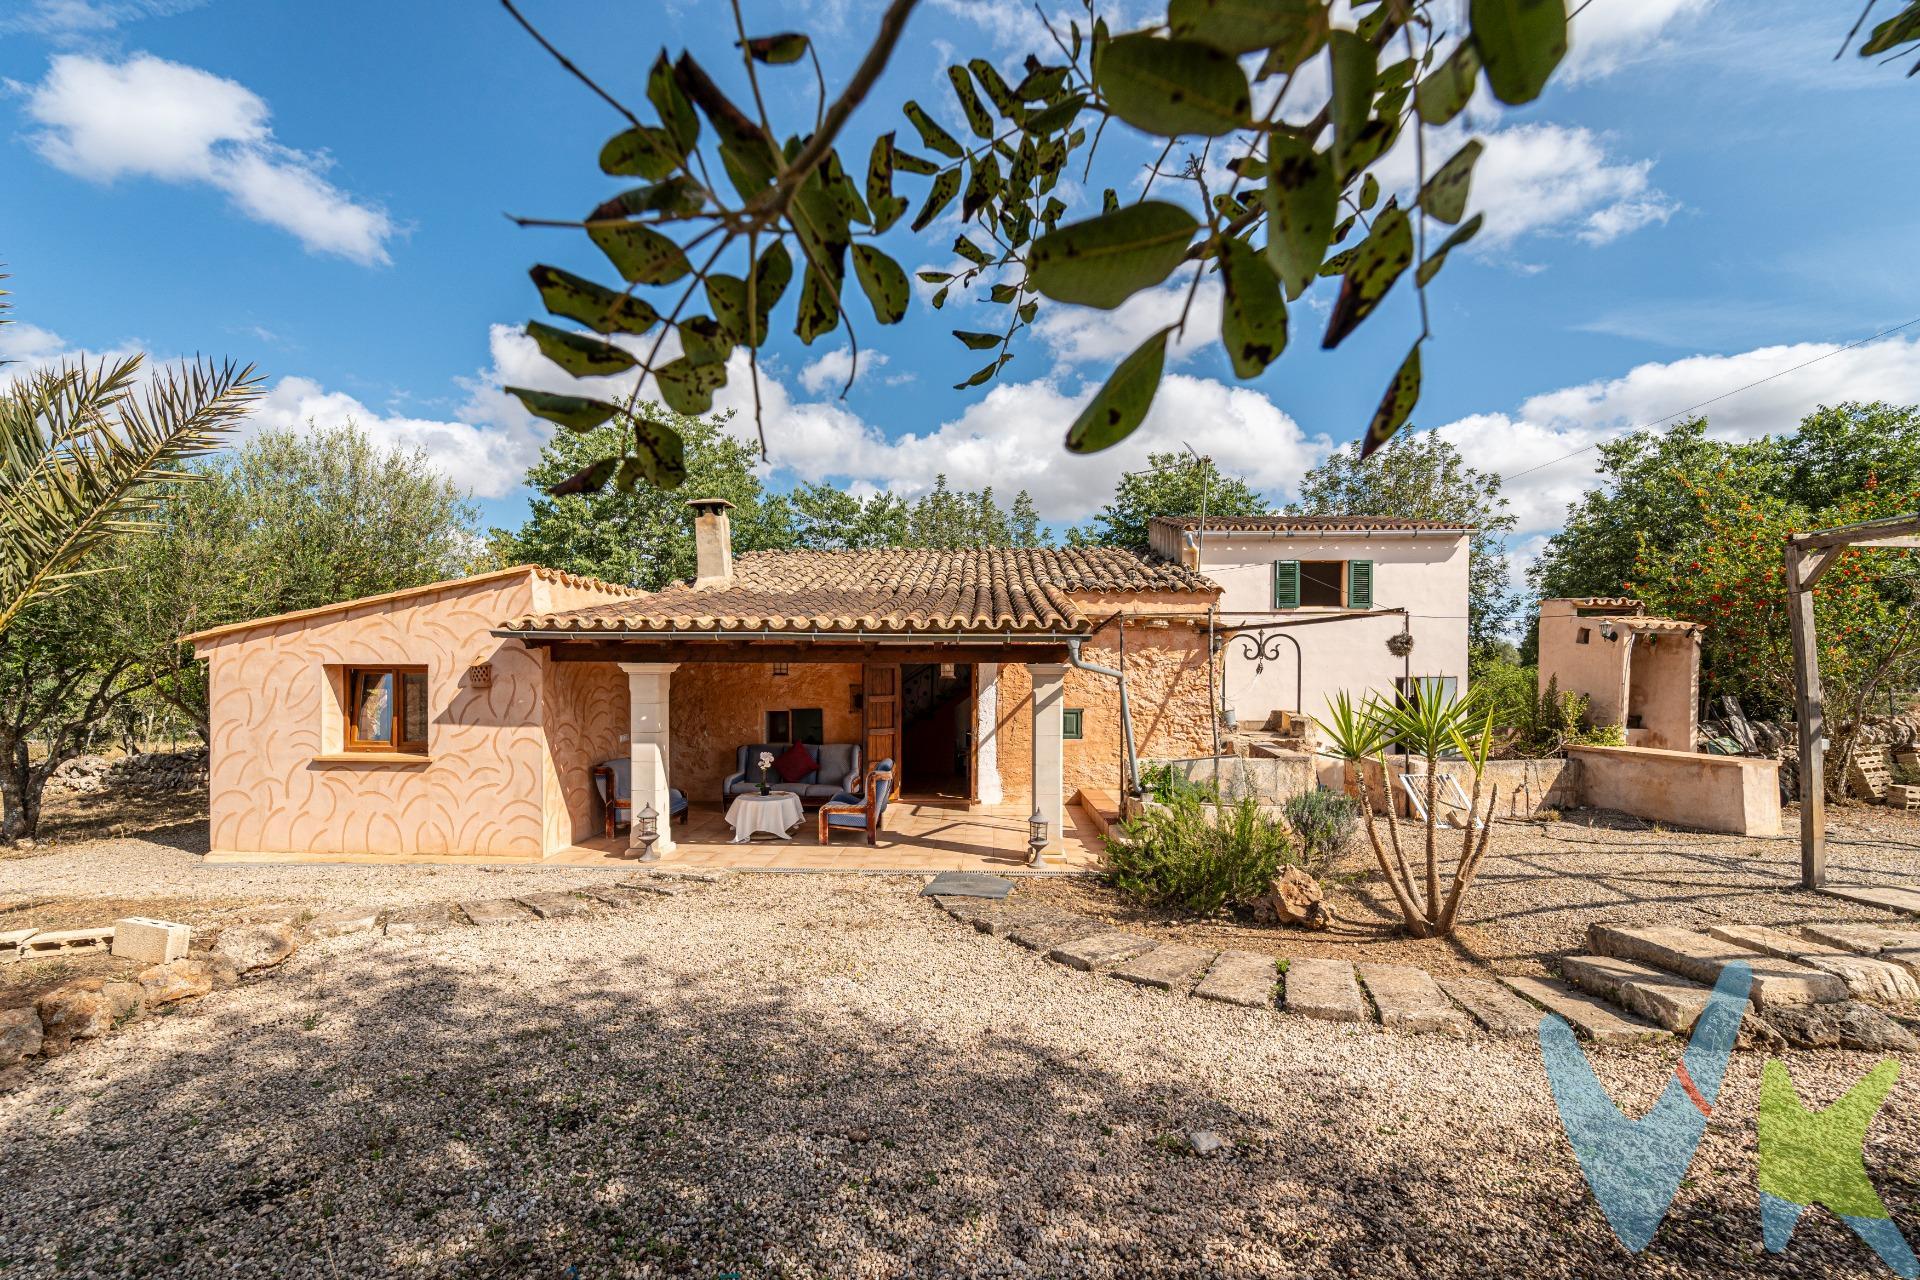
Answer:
[1317, 683, 1499, 938]
[0, 301, 260, 635]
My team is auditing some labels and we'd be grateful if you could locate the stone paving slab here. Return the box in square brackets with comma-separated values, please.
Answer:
[633, 870, 727, 884]
[577, 886, 657, 909]
[1801, 924, 1920, 976]
[516, 891, 599, 920]
[1705, 924, 1920, 1002]
[1498, 975, 1669, 1044]
[1048, 930, 1157, 972]
[460, 899, 536, 926]
[1560, 954, 1719, 1034]
[1110, 943, 1216, 993]
[932, 896, 999, 930]
[305, 910, 381, 938]
[1283, 957, 1366, 1023]
[1587, 924, 1846, 1008]
[1818, 884, 1920, 915]
[1005, 914, 1107, 953]
[1357, 963, 1469, 1034]
[1193, 950, 1278, 1009]
[384, 903, 458, 937]
[1437, 977, 1543, 1037]
[921, 872, 1015, 899]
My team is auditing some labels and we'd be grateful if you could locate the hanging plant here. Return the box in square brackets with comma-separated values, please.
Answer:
[1387, 631, 1416, 658]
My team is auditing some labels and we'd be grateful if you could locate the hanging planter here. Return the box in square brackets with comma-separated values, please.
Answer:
[1386, 631, 1416, 658]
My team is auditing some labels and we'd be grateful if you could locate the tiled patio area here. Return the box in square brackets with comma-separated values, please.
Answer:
[548, 800, 1108, 873]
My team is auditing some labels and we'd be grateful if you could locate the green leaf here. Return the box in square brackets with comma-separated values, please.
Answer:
[954, 236, 994, 266]
[953, 330, 1002, 350]
[1021, 94, 1087, 136]
[1328, 30, 1377, 174]
[962, 152, 1001, 221]
[1359, 173, 1380, 211]
[587, 177, 705, 222]
[525, 321, 637, 377]
[948, 64, 995, 138]
[1262, 135, 1336, 299]
[968, 60, 1023, 121]
[1419, 139, 1482, 225]
[678, 315, 731, 366]
[529, 265, 659, 335]
[988, 282, 1020, 303]
[598, 125, 681, 179]
[627, 414, 687, 488]
[910, 167, 962, 232]
[953, 353, 1013, 389]
[1102, 188, 1119, 214]
[548, 456, 621, 496]
[1027, 200, 1200, 309]
[736, 32, 809, 64]
[865, 133, 909, 233]
[850, 244, 909, 324]
[917, 270, 954, 284]
[1336, 118, 1396, 182]
[931, 284, 951, 309]
[1065, 328, 1169, 453]
[1218, 237, 1287, 378]
[654, 357, 728, 415]
[893, 148, 941, 176]
[796, 263, 839, 344]
[1015, 64, 1069, 99]
[1169, 0, 1324, 57]
[647, 52, 700, 152]
[588, 222, 693, 285]
[1095, 33, 1251, 137]
[506, 387, 618, 433]
[1416, 40, 1481, 125]
[903, 100, 964, 158]
[1362, 341, 1421, 460]
[1414, 212, 1483, 288]
[1322, 202, 1413, 349]
[1860, 8, 1920, 56]
[1470, 0, 1568, 106]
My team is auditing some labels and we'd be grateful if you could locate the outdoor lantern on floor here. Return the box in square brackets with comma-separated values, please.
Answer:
[636, 802, 659, 861]
[1027, 808, 1048, 864]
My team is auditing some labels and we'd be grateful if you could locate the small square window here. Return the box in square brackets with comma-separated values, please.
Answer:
[1062, 708, 1084, 740]
[765, 708, 824, 744]
[343, 666, 429, 753]
[1576, 627, 1591, 645]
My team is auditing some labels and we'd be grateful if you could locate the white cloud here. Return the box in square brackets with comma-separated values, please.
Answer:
[1032, 273, 1222, 367]
[0, 0, 202, 37]
[1434, 335, 1920, 534]
[798, 347, 890, 395]
[1565, 0, 1716, 80]
[22, 53, 395, 265]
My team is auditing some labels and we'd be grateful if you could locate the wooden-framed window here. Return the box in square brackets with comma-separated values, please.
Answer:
[765, 708, 825, 745]
[343, 666, 430, 753]
[1272, 559, 1374, 609]
[1062, 708, 1085, 740]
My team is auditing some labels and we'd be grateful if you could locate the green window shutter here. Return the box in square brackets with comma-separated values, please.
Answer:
[1272, 560, 1300, 609]
[1348, 559, 1374, 609]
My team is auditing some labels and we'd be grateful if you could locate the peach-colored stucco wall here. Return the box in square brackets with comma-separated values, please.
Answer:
[1566, 745, 1779, 836]
[667, 661, 867, 802]
[1538, 600, 1700, 749]
[1537, 603, 1630, 726]
[541, 659, 628, 846]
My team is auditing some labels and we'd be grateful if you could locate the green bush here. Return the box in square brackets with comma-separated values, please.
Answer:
[1136, 760, 1219, 805]
[1105, 796, 1294, 915]
[1474, 661, 1626, 756]
[1283, 788, 1359, 869]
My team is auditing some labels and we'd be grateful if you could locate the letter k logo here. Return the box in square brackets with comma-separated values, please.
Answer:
[1539, 962, 1752, 1252]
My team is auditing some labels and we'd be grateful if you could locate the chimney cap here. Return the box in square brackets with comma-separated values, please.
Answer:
[685, 497, 736, 516]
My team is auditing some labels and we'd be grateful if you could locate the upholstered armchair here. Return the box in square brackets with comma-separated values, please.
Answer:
[592, 758, 689, 840]
[817, 759, 894, 846]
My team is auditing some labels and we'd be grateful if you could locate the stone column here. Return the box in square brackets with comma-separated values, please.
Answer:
[1027, 663, 1068, 862]
[620, 662, 679, 857]
[975, 663, 1003, 805]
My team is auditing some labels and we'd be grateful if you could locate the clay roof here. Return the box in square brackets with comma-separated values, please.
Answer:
[183, 565, 637, 644]
[501, 546, 1213, 636]
[1149, 514, 1474, 534]
[1565, 596, 1644, 610]
[1619, 617, 1704, 634]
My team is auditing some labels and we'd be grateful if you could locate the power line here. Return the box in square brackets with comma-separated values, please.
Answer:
[1501, 316, 1920, 483]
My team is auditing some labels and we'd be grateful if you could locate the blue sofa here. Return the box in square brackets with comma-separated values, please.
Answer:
[593, 758, 688, 840]
[723, 742, 861, 807]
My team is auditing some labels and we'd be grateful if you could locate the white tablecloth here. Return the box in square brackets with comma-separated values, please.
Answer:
[726, 791, 805, 842]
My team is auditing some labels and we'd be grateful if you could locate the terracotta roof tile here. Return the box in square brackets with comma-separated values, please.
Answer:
[501, 546, 1213, 636]
[1150, 514, 1475, 534]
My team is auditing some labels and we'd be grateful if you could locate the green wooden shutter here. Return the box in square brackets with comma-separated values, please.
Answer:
[1272, 560, 1300, 609]
[1348, 559, 1374, 609]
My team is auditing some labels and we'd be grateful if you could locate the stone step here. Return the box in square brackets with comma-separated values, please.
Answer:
[384, 903, 459, 937]
[1801, 924, 1920, 976]
[1005, 913, 1106, 954]
[304, 910, 381, 939]
[515, 891, 599, 920]
[1587, 924, 1847, 1008]
[1818, 884, 1920, 915]
[1192, 949, 1278, 1009]
[932, 896, 999, 931]
[1357, 963, 1468, 1034]
[461, 899, 536, 927]
[1109, 943, 1216, 993]
[1436, 977, 1543, 1037]
[1497, 975, 1669, 1044]
[1281, 957, 1366, 1023]
[972, 904, 1065, 940]
[1049, 930, 1157, 972]
[1705, 924, 1920, 1003]
[1559, 954, 1720, 1034]
[577, 886, 657, 909]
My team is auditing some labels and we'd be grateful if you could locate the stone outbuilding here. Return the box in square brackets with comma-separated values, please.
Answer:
[1537, 597, 1703, 751]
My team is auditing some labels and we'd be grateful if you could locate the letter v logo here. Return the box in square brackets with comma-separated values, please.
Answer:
[1538, 962, 1752, 1252]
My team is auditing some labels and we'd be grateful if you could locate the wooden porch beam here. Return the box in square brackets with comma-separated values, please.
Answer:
[1785, 542, 1826, 889]
[539, 641, 1073, 665]
[1791, 512, 1920, 551]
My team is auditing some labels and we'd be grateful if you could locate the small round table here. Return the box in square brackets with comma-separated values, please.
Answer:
[726, 791, 804, 843]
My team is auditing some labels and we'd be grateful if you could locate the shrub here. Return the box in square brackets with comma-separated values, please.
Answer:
[1283, 788, 1360, 870]
[1105, 796, 1293, 915]
[1136, 760, 1219, 805]
[1475, 661, 1625, 756]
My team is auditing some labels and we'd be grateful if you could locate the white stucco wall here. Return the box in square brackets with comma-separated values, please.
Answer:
[1193, 531, 1471, 726]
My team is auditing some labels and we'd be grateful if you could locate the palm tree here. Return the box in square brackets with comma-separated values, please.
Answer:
[0, 295, 261, 634]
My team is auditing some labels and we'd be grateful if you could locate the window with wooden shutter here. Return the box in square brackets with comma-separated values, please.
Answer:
[1348, 559, 1374, 609]
[1272, 560, 1300, 609]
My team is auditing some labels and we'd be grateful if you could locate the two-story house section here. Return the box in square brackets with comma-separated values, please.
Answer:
[1148, 515, 1473, 729]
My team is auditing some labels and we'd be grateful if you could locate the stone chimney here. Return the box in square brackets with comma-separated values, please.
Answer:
[687, 498, 736, 589]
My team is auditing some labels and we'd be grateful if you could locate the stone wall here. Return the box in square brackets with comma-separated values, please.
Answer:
[1566, 744, 1781, 836]
[667, 662, 866, 802]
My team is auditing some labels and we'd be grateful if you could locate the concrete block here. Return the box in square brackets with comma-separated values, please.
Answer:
[460, 898, 536, 926]
[0, 928, 38, 964]
[1818, 884, 1920, 916]
[1005, 914, 1105, 953]
[1559, 954, 1718, 1034]
[1437, 976, 1543, 1037]
[21, 927, 113, 960]
[515, 891, 597, 920]
[111, 918, 190, 965]
[1706, 924, 1920, 1002]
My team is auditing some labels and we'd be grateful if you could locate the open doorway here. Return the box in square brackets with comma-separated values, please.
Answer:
[899, 662, 973, 800]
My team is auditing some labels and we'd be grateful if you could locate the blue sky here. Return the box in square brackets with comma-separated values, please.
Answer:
[3, 0, 1917, 583]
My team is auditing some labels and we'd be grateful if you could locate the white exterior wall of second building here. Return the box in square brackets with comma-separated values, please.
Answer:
[1190, 531, 1472, 725]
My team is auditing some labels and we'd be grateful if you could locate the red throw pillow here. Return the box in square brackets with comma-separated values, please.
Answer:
[772, 741, 817, 783]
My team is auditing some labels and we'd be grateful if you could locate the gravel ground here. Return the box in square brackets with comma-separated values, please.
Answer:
[4, 836, 1920, 1277]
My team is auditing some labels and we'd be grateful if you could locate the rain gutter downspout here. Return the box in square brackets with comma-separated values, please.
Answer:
[1067, 633, 1140, 798]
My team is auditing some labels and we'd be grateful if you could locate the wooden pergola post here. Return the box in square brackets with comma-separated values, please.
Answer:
[1785, 511, 1920, 889]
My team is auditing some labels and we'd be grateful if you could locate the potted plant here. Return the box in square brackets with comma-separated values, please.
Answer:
[756, 750, 775, 796]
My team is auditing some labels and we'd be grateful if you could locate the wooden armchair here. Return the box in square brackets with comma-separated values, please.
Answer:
[817, 760, 894, 846]
[592, 758, 689, 840]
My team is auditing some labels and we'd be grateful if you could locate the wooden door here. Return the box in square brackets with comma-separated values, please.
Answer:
[863, 663, 899, 788]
